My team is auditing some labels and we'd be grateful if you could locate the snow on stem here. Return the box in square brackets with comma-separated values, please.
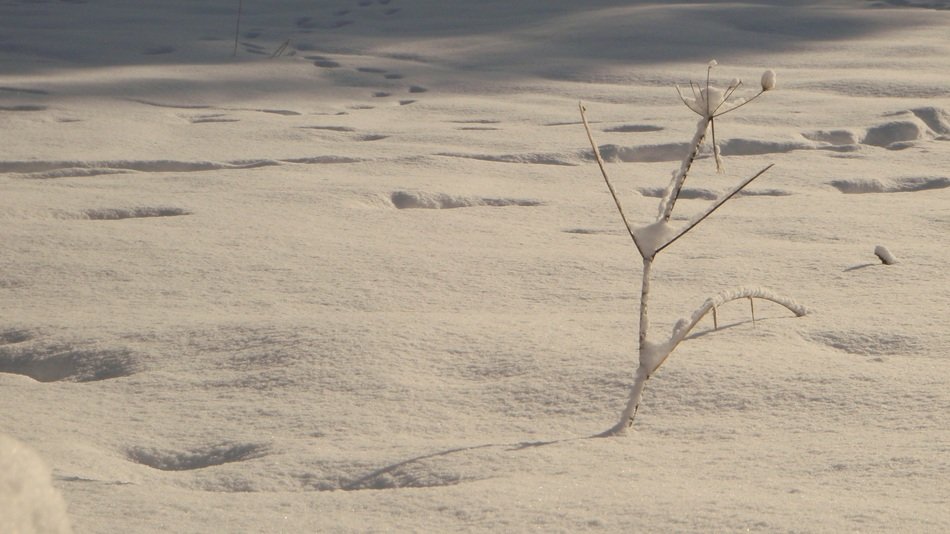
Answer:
[657, 117, 709, 223]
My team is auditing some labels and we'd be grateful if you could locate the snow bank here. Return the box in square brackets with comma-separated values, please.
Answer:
[0, 435, 72, 534]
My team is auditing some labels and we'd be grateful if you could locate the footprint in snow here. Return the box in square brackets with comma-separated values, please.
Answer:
[126, 442, 268, 471]
[142, 46, 175, 55]
[828, 176, 950, 194]
[0, 340, 141, 383]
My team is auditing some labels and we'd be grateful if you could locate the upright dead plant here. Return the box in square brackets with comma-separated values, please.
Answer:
[580, 61, 806, 436]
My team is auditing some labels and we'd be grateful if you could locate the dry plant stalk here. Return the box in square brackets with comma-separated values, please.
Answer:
[580, 61, 805, 436]
[233, 0, 244, 57]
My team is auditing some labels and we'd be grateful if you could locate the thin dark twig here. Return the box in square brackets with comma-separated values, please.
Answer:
[654, 163, 774, 255]
[712, 81, 742, 116]
[233, 0, 244, 57]
[579, 102, 645, 257]
[675, 86, 693, 109]
[711, 117, 719, 172]
[713, 89, 766, 117]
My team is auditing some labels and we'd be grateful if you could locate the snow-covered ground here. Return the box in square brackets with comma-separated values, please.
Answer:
[1, 1, 949, 531]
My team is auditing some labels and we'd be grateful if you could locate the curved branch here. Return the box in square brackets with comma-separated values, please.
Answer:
[647, 286, 807, 375]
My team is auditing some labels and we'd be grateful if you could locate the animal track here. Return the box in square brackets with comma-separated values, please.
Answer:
[77, 207, 191, 220]
[1, 156, 360, 179]
[437, 152, 577, 166]
[126, 442, 267, 471]
[390, 191, 541, 210]
[0, 342, 140, 382]
[804, 330, 921, 357]
[0, 105, 46, 112]
[0, 328, 33, 345]
[300, 126, 355, 132]
[638, 187, 791, 199]
[312, 59, 341, 68]
[604, 124, 664, 133]
[189, 114, 238, 124]
[828, 176, 950, 194]
[142, 46, 174, 55]
[0, 86, 49, 95]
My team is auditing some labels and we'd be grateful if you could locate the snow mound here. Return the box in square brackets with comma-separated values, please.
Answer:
[595, 143, 687, 163]
[828, 176, 950, 194]
[801, 129, 860, 146]
[0, 434, 72, 534]
[718, 138, 811, 156]
[639, 186, 719, 201]
[126, 442, 268, 471]
[0, 342, 140, 382]
[861, 117, 931, 148]
[390, 191, 542, 209]
[909, 107, 950, 135]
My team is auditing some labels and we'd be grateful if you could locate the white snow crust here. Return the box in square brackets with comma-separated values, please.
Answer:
[1, 1, 949, 532]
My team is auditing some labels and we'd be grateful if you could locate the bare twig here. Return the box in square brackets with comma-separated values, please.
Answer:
[271, 38, 291, 58]
[579, 102, 645, 257]
[654, 163, 774, 255]
[233, 0, 244, 57]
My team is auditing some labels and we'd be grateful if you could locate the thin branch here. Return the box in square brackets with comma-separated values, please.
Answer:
[675, 85, 693, 111]
[648, 286, 808, 374]
[713, 89, 766, 118]
[659, 118, 709, 222]
[713, 81, 743, 116]
[233, 0, 244, 57]
[578, 102, 645, 257]
[711, 117, 722, 173]
[654, 163, 774, 255]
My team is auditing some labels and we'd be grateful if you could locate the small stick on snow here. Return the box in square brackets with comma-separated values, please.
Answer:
[713, 305, 719, 330]
[654, 163, 774, 256]
[874, 245, 898, 265]
[749, 296, 756, 327]
[271, 39, 291, 58]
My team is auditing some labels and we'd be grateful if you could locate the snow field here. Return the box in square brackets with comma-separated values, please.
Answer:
[1, 0, 949, 532]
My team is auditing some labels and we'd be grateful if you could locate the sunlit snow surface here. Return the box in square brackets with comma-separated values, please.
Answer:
[1, 0, 949, 532]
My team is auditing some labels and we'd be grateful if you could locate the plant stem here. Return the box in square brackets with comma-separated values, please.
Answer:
[578, 102, 645, 257]
[233, 0, 244, 57]
[659, 117, 709, 222]
[604, 257, 653, 436]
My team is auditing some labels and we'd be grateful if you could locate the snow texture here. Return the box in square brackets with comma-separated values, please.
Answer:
[1, 1, 949, 532]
